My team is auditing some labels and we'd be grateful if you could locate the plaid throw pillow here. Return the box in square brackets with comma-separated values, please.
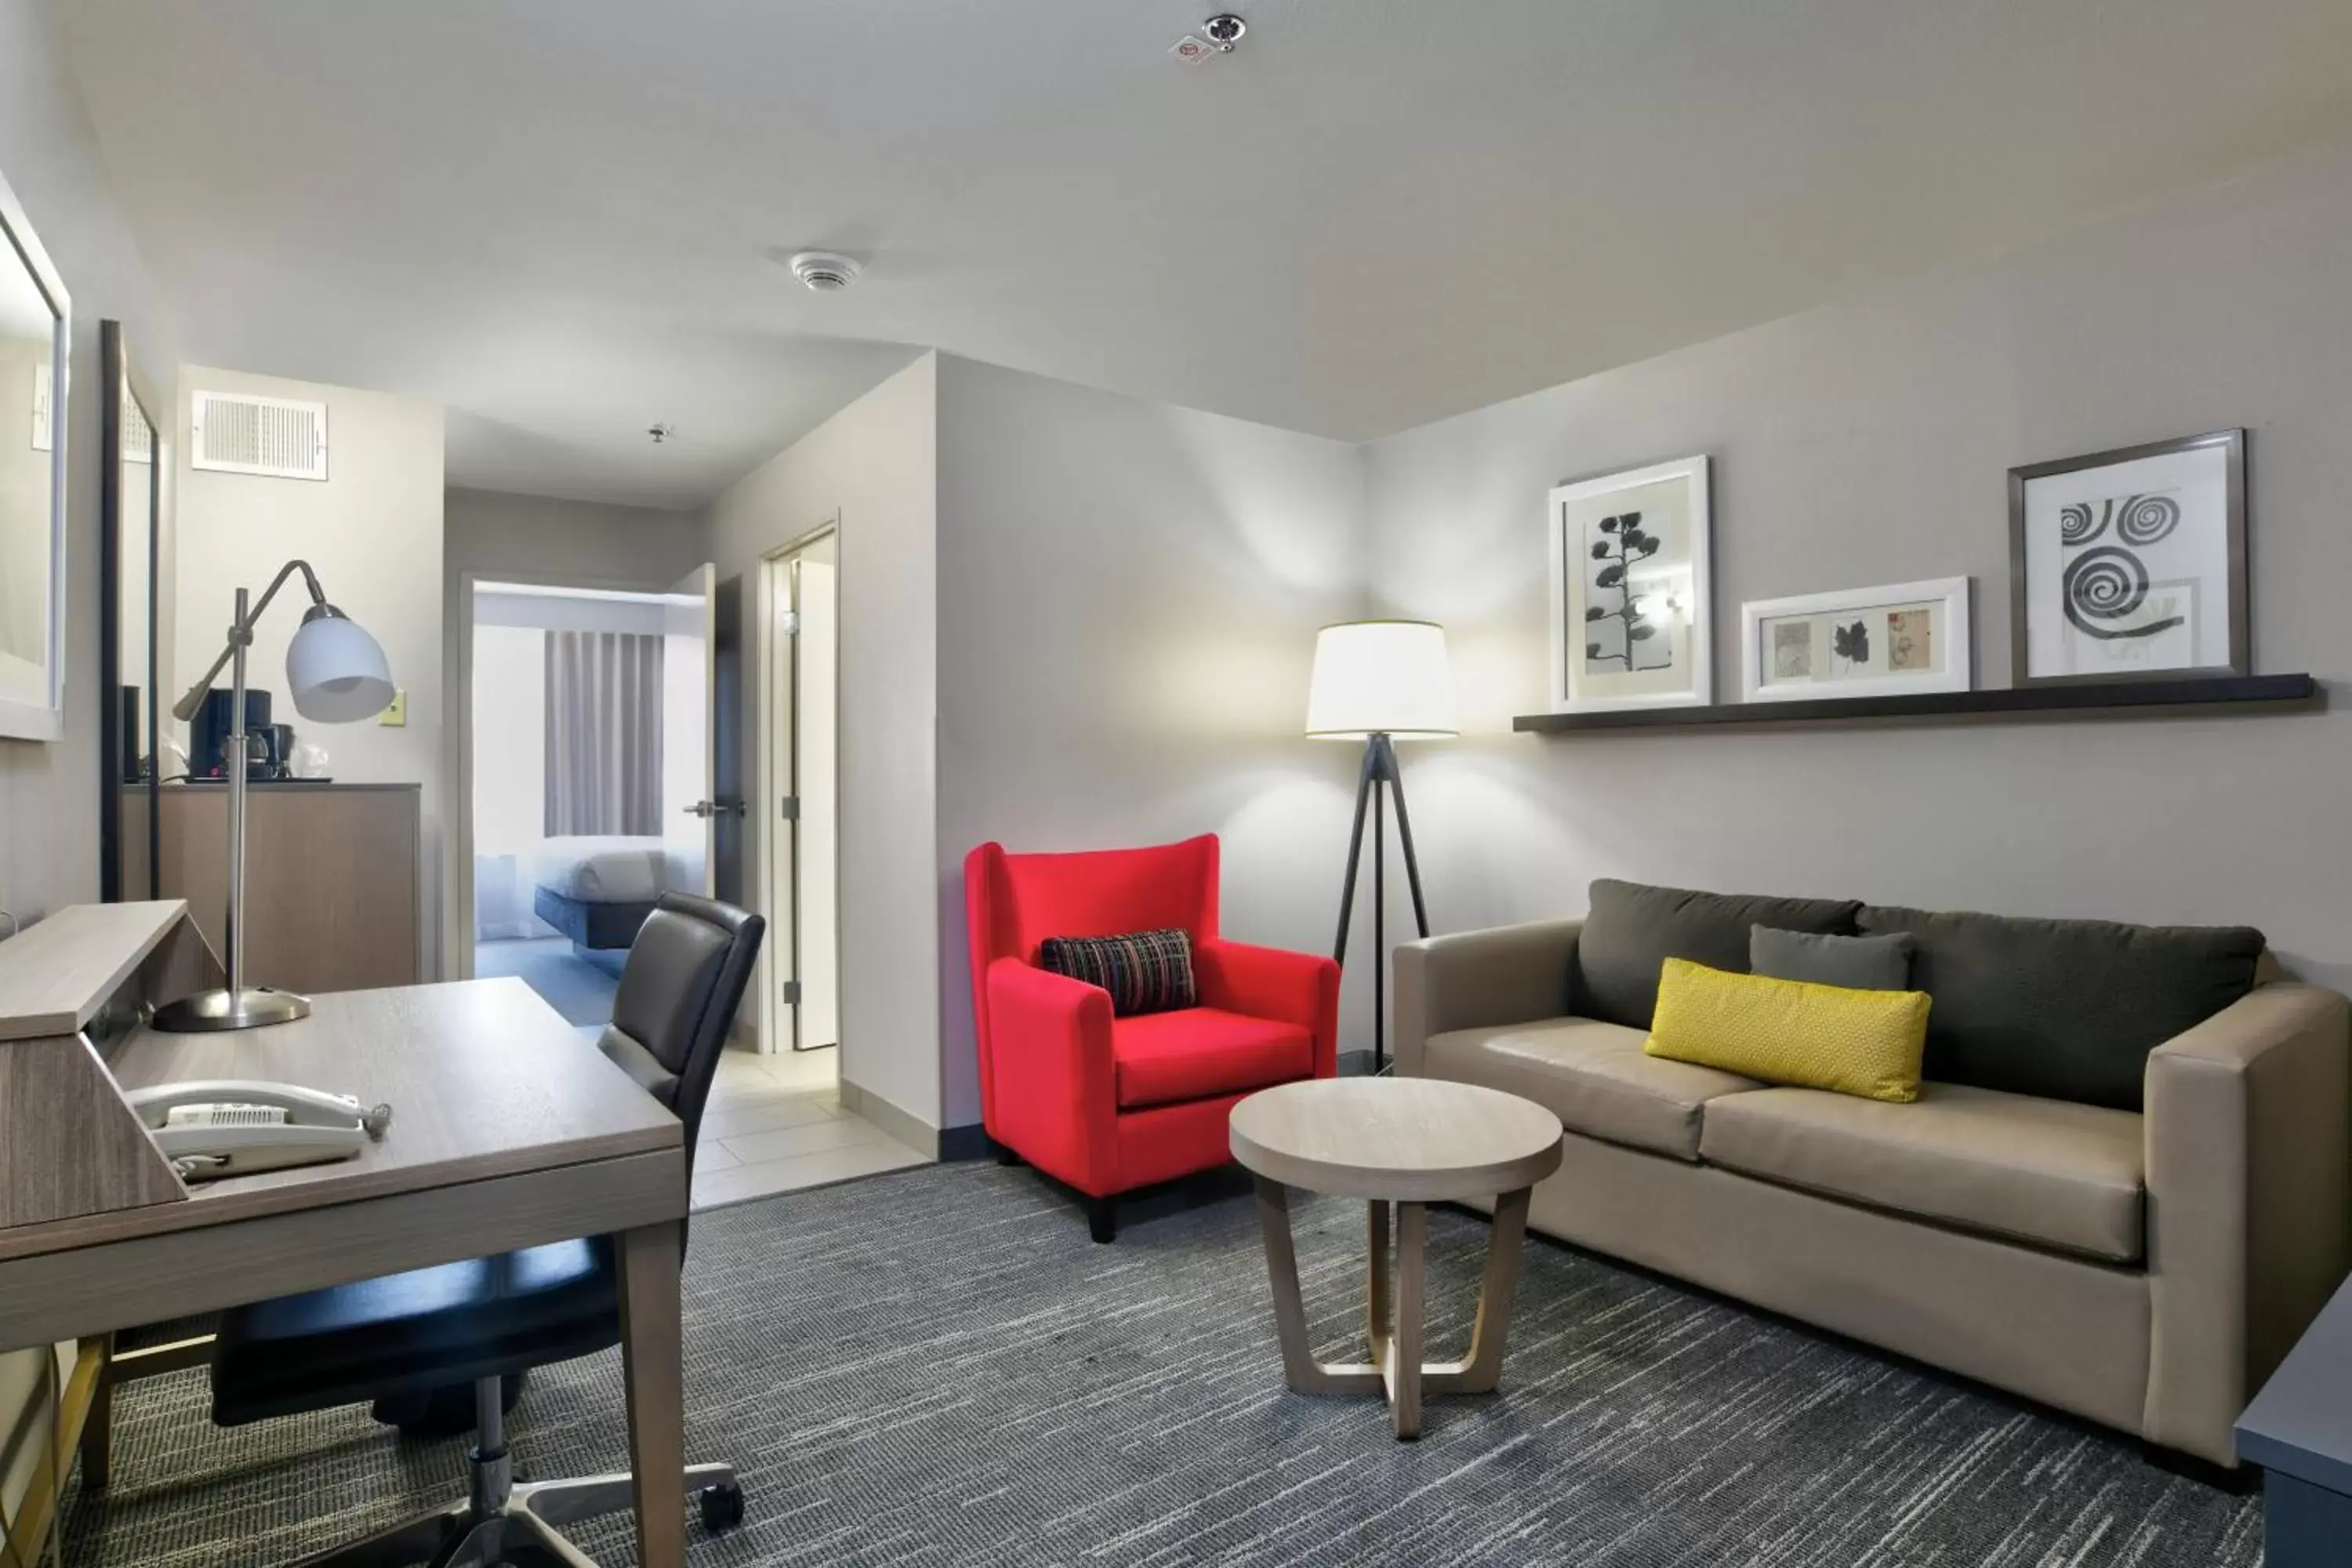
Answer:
[1038, 928, 1197, 1018]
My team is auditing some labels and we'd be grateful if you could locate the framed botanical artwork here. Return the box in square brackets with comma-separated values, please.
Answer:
[1740, 578, 1971, 703]
[2009, 429, 2248, 685]
[1547, 455, 1712, 711]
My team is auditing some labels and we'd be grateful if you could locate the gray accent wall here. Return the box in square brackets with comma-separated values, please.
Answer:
[934, 355, 1369, 1131]
[1364, 147, 2352, 991]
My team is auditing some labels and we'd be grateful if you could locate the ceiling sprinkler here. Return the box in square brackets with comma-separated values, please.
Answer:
[1202, 14, 1246, 49]
[1173, 14, 1246, 63]
[648, 423, 676, 445]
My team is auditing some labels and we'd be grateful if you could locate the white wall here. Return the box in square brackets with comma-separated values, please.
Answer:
[933, 355, 1369, 1129]
[175, 365, 445, 972]
[0, 0, 177, 927]
[0, 0, 180, 1525]
[706, 355, 940, 1127]
[1366, 146, 2352, 991]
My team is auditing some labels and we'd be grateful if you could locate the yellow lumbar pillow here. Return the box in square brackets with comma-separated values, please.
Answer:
[1644, 956, 1930, 1103]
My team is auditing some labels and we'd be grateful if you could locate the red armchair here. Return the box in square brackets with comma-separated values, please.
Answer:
[964, 834, 1340, 1240]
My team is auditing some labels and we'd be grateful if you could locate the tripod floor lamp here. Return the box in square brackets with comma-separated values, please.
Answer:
[154, 559, 395, 1033]
[1307, 620, 1457, 1074]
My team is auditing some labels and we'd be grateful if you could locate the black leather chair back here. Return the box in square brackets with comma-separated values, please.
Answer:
[595, 892, 764, 1182]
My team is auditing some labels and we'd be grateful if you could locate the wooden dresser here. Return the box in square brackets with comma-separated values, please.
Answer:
[137, 782, 422, 994]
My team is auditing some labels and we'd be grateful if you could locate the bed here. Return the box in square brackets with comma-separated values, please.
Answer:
[528, 836, 700, 951]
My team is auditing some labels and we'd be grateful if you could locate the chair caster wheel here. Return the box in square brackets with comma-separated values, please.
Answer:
[698, 1479, 746, 1534]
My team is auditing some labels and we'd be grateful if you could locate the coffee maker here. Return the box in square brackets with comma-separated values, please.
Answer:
[189, 689, 283, 781]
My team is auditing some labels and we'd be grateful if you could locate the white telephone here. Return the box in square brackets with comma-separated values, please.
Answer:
[123, 1080, 394, 1181]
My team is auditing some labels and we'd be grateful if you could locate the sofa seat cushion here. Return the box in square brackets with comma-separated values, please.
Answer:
[1699, 1083, 2145, 1262]
[1424, 1015, 1763, 1162]
[1112, 1007, 1312, 1111]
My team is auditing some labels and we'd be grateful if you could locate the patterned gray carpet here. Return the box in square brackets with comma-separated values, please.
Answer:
[61, 1163, 2262, 1566]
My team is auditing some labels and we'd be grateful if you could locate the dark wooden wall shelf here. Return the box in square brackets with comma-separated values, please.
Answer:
[1514, 673, 2320, 735]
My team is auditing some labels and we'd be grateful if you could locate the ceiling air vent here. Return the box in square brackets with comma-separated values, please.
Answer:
[191, 390, 328, 481]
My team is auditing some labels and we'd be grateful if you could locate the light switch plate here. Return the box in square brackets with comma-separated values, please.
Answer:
[378, 689, 407, 727]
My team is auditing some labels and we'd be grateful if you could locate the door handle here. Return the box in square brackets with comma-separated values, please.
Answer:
[684, 799, 746, 819]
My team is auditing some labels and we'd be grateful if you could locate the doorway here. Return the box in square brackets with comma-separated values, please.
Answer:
[460, 571, 716, 1033]
[759, 526, 840, 1058]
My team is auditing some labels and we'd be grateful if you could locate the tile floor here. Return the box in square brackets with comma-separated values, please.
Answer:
[691, 1046, 930, 1211]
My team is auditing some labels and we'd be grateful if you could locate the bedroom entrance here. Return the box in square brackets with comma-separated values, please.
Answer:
[464, 568, 717, 1034]
[758, 525, 840, 1058]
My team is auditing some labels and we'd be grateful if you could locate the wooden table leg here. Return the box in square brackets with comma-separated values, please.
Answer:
[1388, 1202, 1426, 1439]
[1254, 1176, 1383, 1397]
[1457, 1186, 1530, 1393]
[1366, 1200, 1391, 1364]
[618, 1220, 686, 1568]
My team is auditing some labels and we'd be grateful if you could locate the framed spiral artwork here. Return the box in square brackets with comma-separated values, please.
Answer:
[2009, 429, 2248, 685]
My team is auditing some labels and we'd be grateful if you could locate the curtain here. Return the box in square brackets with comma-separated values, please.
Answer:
[544, 631, 664, 836]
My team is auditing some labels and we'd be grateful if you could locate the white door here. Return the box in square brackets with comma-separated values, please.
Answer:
[661, 563, 718, 898]
[764, 533, 840, 1054]
[793, 539, 840, 1051]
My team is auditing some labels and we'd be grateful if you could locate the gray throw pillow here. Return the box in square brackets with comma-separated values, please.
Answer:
[1572, 879, 1863, 1030]
[1750, 926, 1915, 992]
[1857, 905, 2266, 1112]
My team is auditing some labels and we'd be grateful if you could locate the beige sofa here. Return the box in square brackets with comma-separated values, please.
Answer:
[1394, 912, 2352, 1468]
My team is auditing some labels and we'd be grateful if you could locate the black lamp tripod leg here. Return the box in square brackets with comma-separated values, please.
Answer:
[1331, 735, 1436, 1077]
[1376, 735, 1432, 941]
[1331, 738, 1380, 964]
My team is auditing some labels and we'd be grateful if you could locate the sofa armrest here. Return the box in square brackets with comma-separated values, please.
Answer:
[1196, 938, 1341, 1078]
[985, 958, 1120, 1192]
[2144, 982, 2352, 1465]
[1392, 920, 1583, 1079]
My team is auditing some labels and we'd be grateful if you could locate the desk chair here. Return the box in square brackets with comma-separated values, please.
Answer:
[207, 893, 764, 1567]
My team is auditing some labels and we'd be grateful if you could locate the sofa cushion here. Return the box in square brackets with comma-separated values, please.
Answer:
[1111, 1007, 1311, 1110]
[1751, 926, 1915, 991]
[1424, 1014, 1762, 1161]
[1646, 958, 1929, 1103]
[1857, 906, 2266, 1112]
[1575, 880, 1862, 1030]
[1699, 1083, 2145, 1262]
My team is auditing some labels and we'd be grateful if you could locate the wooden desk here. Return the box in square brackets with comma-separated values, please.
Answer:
[0, 902, 695, 1566]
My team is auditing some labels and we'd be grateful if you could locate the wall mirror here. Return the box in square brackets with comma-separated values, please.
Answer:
[103, 321, 167, 899]
[0, 167, 70, 742]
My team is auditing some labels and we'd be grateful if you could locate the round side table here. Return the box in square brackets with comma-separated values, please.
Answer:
[1229, 1076, 1564, 1439]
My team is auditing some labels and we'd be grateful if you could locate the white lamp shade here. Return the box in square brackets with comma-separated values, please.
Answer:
[285, 613, 395, 723]
[1305, 620, 1457, 739]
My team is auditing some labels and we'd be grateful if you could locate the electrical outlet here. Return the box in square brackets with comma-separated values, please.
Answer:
[377, 689, 407, 727]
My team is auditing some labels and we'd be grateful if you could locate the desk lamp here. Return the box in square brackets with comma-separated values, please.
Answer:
[1307, 619, 1457, 1073]
[154, 559, 394, 1032]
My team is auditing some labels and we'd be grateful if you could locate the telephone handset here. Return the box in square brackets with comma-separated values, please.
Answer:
[123, 1080, 394, 1181]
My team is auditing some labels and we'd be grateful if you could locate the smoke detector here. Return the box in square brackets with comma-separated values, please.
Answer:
[786, 251, 862, 292]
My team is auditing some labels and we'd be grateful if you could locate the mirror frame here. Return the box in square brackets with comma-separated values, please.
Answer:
[101, 321, 166, 901]
[0, 166, 71, 742]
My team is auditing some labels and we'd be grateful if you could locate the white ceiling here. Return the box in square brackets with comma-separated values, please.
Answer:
[59, 0, 2352, 510]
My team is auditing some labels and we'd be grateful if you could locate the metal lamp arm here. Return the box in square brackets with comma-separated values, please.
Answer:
[172, 560, 328, 722]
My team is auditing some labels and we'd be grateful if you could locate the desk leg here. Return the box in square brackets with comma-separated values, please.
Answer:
[618, 1221, 686, 1568]
[80, 1334, 114, 1489]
